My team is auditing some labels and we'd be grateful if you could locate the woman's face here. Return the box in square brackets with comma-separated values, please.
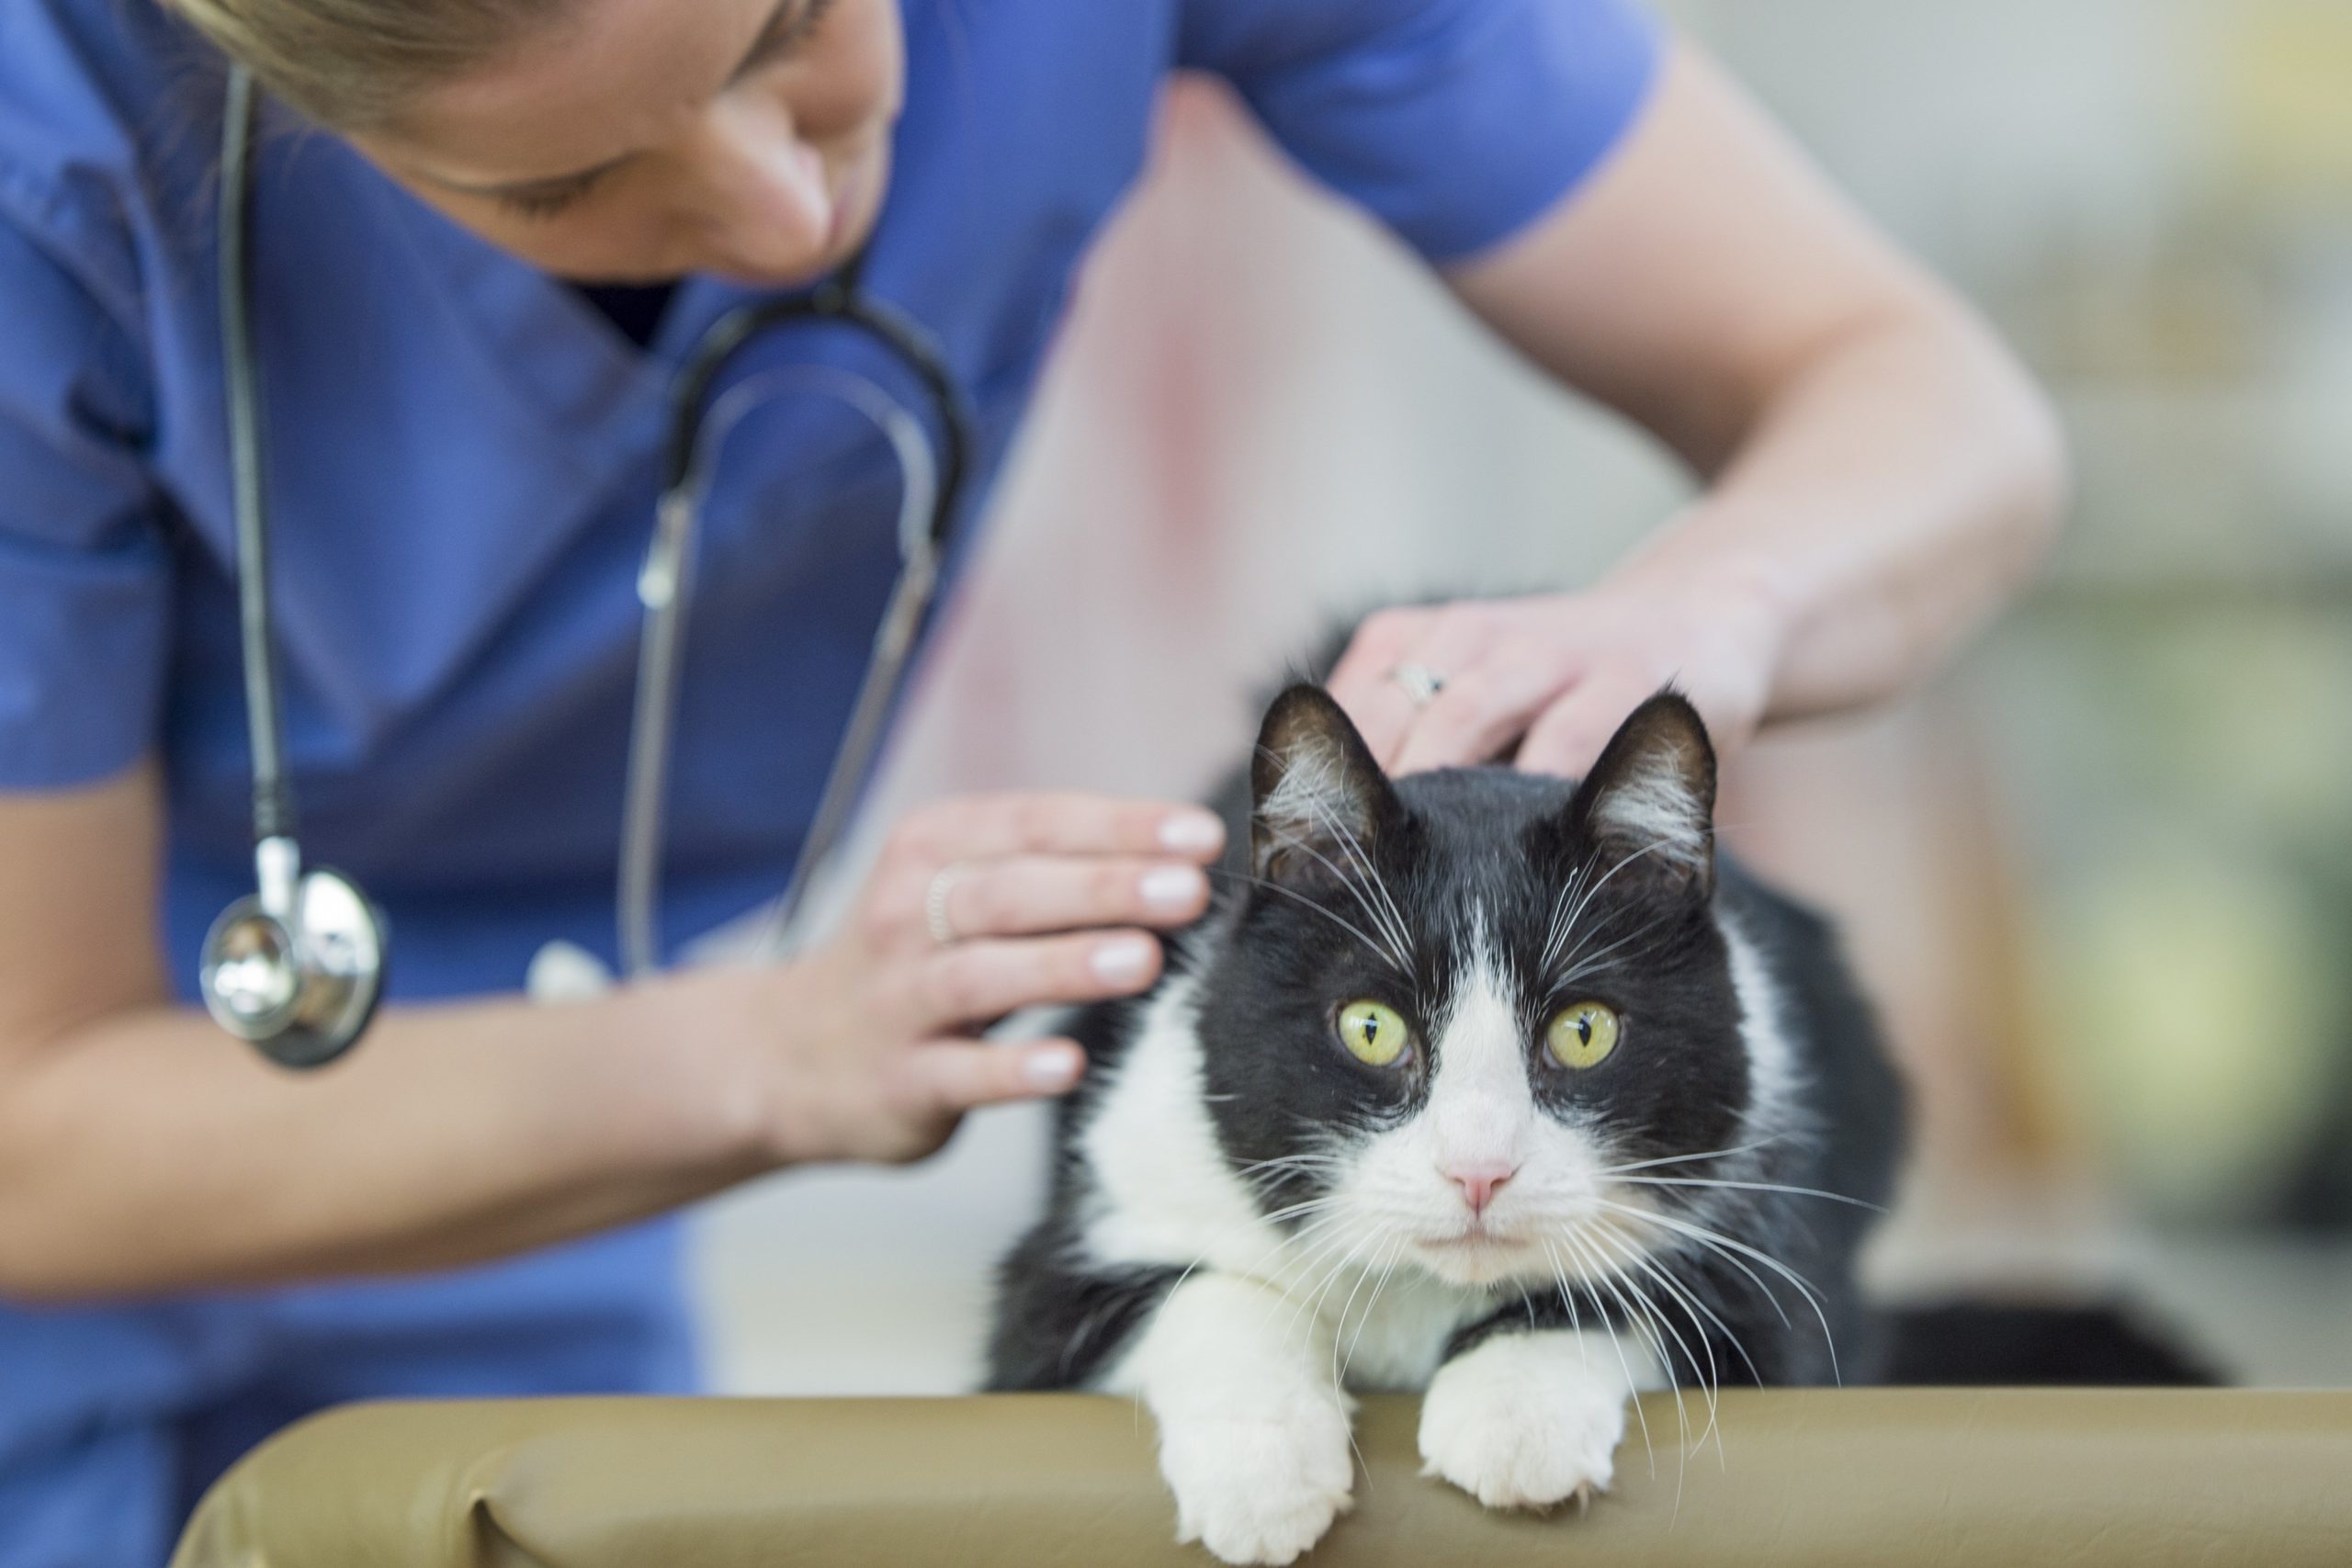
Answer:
[351, 0, 904, 285]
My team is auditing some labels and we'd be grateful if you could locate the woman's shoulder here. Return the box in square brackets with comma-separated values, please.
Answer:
[1171, 0, 1521, 67]
[0, 0, 220, 312]
[0, 0, 219, 164]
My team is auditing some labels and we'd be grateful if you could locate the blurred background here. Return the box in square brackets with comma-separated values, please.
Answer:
[693, 0, 2352, 1393]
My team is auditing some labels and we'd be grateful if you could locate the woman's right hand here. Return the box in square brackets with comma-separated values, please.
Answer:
[670, 792, 1226, 1169]
[0, 775, 1218, 1298]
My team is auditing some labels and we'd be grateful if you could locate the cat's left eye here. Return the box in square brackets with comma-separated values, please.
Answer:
[1334, 999, 1412, 1067]
[1545, 1001, 1622, 1070]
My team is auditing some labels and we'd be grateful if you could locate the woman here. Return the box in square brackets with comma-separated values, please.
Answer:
[0, 0, 2064, 1559]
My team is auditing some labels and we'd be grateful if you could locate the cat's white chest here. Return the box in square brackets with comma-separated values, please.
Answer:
[1075, 973, 1487, 1393]
[1308, 1266, 1485, 1392]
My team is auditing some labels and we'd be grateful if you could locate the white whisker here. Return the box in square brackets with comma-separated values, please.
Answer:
[1600, 1199, 1840, 1384]
[1539, 863, 1590, 972]
[1263, 825, 1414, 972]
[1545, 836, 1693, 980]
[1553, 907, 1678, 988]
[1562, 1228, 1685, 1507]
[1340, 1240, 1407, 1391]
[1599, 1136, 1794, 1177]
[1587, 1221, 1734, 1466]
[1617, 1176, 1883, 1212]
[1206, 866, 1408, 976]
[1296, 787, 1414, 965]
[1548, 1237, 1654, 1480]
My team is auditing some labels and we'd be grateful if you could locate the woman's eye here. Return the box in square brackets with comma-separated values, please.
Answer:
[1545, 1000, 1622, 1070]
[1334, 999, 1412, 1067]
[496, 184, 597, 221]
[496, 178, 602, 222]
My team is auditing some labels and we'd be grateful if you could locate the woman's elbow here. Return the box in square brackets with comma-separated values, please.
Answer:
[1987, 338, 2072, 592]
[1915, 283, 2073, 597]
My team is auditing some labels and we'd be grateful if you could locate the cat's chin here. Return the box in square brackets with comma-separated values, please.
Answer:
[1412, 1231, 1542, 1289]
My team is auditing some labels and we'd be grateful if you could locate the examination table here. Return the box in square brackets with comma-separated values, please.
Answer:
[172, 1389, 2352, 1565]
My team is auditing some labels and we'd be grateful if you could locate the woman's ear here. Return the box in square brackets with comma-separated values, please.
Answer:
[1250, 685, 1403, 886]
[1566, 690, 1718, 899]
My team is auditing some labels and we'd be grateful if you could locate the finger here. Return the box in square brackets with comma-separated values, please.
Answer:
[1326, 607, 1434, 760]
[1514, 671, 1663, 781]
[907, 929, 1163, 1031]
[944, 855, 1210, 940]
[899, 1038, 1089, 1116]
[897, 794, 1224, 866]
[1363, 615, 1510, 771]
[1388, 646, 1572, 776]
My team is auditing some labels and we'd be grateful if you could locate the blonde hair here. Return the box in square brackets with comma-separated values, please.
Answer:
[169, 0, 565, 130]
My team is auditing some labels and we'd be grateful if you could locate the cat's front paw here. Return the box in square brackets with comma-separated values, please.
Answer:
[1418, 1331, 1638, 1511]
[1159, 1404, 1355, 1565]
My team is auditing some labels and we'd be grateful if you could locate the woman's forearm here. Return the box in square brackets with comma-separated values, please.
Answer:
[1619, 296, 2068, 722]
[0, 771, 1206, 1304]
[1421, 40, 2067, 762]
[0, 981, 763, 1301]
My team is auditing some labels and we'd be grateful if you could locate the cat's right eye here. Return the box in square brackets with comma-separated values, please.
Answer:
[1334, 999, 1412, 1067]
[1545, 1000, 1622, 1070]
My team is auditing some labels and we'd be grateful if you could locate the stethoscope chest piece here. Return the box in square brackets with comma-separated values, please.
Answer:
[199, 856, 386, 1069]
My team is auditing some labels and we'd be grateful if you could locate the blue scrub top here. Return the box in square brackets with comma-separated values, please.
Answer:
[0, 0, 1658, 1555]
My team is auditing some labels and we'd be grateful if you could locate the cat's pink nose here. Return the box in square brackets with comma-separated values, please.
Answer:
[1444, 1162, 1519, 1218]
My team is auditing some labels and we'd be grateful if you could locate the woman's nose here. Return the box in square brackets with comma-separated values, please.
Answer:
[685, 98, 834, 275]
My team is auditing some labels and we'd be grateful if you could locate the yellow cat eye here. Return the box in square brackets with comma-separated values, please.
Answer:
[1335, 999, 1411, 1067]
[1546, 1001, 1622, 1070]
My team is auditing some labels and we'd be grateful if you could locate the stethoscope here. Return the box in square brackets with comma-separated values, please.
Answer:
[197, 68, 975, 1069]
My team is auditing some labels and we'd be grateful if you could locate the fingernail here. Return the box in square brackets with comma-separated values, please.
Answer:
[1025, 1046, 1083, 1090]
[1159, 811, 1224, 854]
[1091, 936, 1155, 983]
[1140, 865, 1205, 912]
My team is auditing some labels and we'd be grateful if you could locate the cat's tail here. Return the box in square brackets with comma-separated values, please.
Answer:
[1882, 1300, 2222, 1386]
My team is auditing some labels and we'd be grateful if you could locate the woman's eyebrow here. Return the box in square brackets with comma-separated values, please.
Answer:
[429, 0, 808, 199]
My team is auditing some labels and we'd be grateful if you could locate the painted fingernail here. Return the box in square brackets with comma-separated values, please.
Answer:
[1025, 1046, 1084, 1090]
[1141, 865, 1205, 911]
[1159, 811, 1224, 854]
[1091, 936, 1155, 984]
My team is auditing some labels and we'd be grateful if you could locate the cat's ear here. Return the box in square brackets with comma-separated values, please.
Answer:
[1250, 685, 1402, 884]
[1566, 690, 1718, 900]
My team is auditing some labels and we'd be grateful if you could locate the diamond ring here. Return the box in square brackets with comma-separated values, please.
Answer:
[924, 863, 966, 946]
[1388, 662, 1445, 708]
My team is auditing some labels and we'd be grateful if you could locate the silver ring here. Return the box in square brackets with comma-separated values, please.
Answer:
[1389, 662, 1445, 708]
[924, 863, 965, 947]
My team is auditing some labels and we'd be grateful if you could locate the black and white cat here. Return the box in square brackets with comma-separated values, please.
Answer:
[988, 683, 1905, 1565]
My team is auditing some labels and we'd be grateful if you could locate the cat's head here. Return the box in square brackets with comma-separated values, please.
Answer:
[1193, 683, 1758, 1292]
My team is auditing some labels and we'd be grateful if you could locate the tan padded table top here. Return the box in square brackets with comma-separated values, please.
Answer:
[173, 1389, 2352, 1567]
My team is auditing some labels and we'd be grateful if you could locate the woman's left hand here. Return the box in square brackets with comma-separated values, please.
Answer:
[1326, 563, 1783, 780]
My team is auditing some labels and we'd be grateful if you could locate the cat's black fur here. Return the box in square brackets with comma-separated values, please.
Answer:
[988, 682, 1905, 1395]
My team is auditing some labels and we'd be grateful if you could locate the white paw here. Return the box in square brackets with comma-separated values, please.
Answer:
[1158, 1404, 1355, 1565]
[1418, 1332, 1636, 1511]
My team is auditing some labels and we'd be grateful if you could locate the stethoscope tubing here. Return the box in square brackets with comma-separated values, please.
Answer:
[616, 272, 976, 978]
[218, 65, 294, 856]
